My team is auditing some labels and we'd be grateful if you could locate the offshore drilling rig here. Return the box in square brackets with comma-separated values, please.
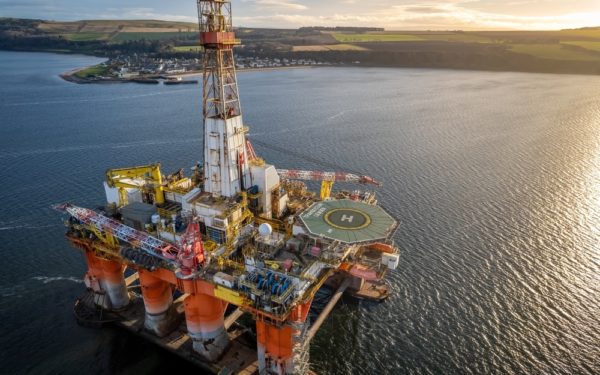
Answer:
[55, 1, 400, 374]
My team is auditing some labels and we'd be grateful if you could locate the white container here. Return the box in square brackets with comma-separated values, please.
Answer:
[382, 253, 400, 270]
[214, 272, 236, 288]
[103, 182, 120, 205]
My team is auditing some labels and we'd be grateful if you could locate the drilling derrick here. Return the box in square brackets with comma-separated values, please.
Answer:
[56, 1, 401, 374]
[198, 0, 249, 197]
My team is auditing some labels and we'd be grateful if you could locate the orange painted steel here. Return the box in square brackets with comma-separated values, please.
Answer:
[80, 240, 321, 367]
[290, 300, 312, 323]
[257, 321, 294, 359]
[367, 242, 395, 254]
[84, 251, 129, 310]
[136, 267, 216, 297]
[184, 293, 229, 360]
[138, 269, 173, 315]
[256, 298, 314, 373]
[84, 251, 121, 282]
[138, 269, 180, 337]
[200, 31, 236, 46]
[184, 293, 228, 334]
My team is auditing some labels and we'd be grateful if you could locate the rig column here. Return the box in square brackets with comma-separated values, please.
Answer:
[84, 251, 129, 310]
[184, 293, 229, 361]
[257, 300, 312, 375]
[138, 270, 178, 337]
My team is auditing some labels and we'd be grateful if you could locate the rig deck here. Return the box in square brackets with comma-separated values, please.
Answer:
[55, 1, 400, 374]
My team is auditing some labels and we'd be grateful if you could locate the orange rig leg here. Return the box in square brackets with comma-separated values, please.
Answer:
[84, 252, 129, 310]
[138, 270, 179, 337]
[184, 293, 229, 362]
[256, 300, 313, 374]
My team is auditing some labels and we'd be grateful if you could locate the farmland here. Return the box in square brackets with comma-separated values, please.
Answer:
[509, 43, 599, 61]
[2, 18, 600, 75]
[562, 41, 600, 52]
[174, 45, 203, 52]
[37, 19, 197, 34]
[74, 64, 110, 78]
[328, 28, 600, 62]
[113, 32, 197, 42]
[332, 33, 423, 43]
[292, 44, 368, 52]
[61, 32, 111, 41]
[331, 31, 495, 44]
[332, 33, 424, 43]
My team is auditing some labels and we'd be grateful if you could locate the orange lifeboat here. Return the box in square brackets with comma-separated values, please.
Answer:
[367, 242, 395, 254]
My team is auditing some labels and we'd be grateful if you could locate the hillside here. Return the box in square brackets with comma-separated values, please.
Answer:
[1, 18, 600, 75]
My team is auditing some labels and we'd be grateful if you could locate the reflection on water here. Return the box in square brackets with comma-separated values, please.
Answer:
[0, 51, 598, 375]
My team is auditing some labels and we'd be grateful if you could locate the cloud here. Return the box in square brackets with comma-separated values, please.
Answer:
[236, 6, 600, 31]
[112, 7, 195, 22]
[0, 0, 598, 30]
[253, 0, 307, 11]
[404, 6, 449, 14]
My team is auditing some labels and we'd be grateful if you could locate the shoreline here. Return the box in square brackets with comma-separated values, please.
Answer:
[59, 64, 316, 84]
[56, 58, 600, 86]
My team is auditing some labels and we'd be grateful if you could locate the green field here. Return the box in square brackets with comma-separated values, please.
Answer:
[332, 33, 424, 43]
[331, 31, 497, 44]
[61, 32, 111, 41]
[39, 19, 197, 33]
[559, 29, 600, 40]
[112, 32, 197, 42]
[562, 41, 600, 52]
[74, 64, 110, 78]
[6, 17, 600, 75]
[509, 44, 599, 61]
[332, 29, 600, 63]
[292, 44, 368, 52]
[174, 45, 203, 52]
[418, 33, 493, 43]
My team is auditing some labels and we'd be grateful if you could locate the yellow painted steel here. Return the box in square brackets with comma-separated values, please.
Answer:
[89, 226, 119, 248]
[106, 164, 165, 206]
[253, 215, 293, 239]
[320, 180, 334, 200]
[164, 177, 193, 194]
[223, 191, 253, 251]
[264, 260, 280, 270]
[214, 286, 246, 306]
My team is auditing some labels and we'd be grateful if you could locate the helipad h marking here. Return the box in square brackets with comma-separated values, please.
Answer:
[324, 208, 372, 230]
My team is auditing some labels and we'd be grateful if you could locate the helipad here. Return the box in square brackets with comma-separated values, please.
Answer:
[299, 199, 397, 244]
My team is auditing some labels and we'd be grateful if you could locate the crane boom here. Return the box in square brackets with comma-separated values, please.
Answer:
[105, 163, 165, 206]
[54, 203, 180, 265]
[276, 169, 381, 186]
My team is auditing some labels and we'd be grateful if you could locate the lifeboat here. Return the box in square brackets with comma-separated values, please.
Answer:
[367, 242, 395, 254]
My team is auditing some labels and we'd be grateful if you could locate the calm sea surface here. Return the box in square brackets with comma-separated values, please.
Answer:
[0, 51, 598, 375]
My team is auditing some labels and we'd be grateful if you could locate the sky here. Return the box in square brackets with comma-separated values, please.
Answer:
[1, 0, 599, 30]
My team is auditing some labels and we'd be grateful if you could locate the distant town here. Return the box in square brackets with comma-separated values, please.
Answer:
[115, 54, 341, 76]
[3, 18, 600, 78]
[64, 54, 356, 84]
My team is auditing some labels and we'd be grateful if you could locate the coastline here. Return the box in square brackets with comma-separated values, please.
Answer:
[59, 64, 316, 84]
[55, 54, 600, 85]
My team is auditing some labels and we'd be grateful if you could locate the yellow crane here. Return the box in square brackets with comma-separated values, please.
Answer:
[105, 163, 165, 206]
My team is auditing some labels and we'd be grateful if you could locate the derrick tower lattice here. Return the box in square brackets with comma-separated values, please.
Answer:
[198, 0, 250, 198]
